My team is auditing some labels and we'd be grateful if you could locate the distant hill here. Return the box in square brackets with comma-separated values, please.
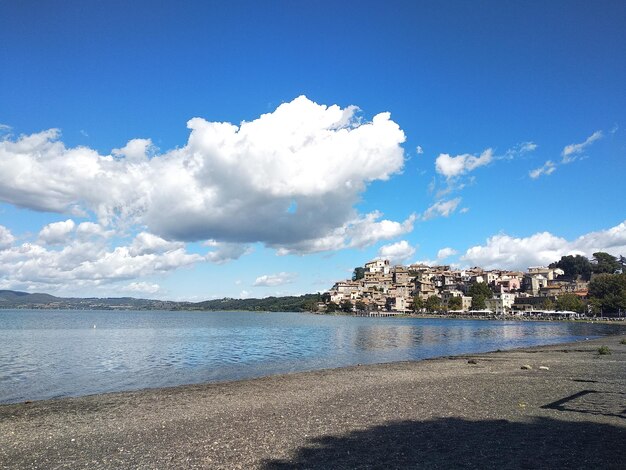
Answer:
[0, 290, 60, 304]
[0, 290, 321, 312]
[0, 290, 186, 310]
[194, 294, 321, 312]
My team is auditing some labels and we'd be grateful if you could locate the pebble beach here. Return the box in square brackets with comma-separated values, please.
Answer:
[1, 334, 625, 469]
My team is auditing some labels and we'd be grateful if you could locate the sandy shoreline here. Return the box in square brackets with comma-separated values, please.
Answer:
[1, 335, 625, 469]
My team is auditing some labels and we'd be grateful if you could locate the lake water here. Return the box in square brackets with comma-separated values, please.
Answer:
[0, 309, 623, 404]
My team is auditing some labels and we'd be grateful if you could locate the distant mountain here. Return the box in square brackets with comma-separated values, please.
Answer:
[0, 290, 60, 304]
[0, 290, 184, 310]
[0, 290, 320, 312]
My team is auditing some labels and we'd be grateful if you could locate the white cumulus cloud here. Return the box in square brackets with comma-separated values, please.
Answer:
[435, 149, 494, 179]
[0, 227, 203, 292]
[0, 96, 408, 254]
[129, 232, 183, 256]
[253, 272, 298, 287]
[38, 219, 76, 245]
[377, 240, 416, 265]
[76, 222, 112, 239]
[0, 225, 15, 249]
[461, 220, 626, 270]
[437, 247, 457, 259]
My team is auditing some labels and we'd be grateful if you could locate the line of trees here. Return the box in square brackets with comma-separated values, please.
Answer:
[548, 252, 624, 281]
[549, 252, 625, 314]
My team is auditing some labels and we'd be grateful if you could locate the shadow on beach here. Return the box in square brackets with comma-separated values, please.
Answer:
[263, 416, 625, 469]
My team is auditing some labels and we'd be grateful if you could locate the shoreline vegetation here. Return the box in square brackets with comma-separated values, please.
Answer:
[1, 334, 624, 468]
[0, 290, 323, 312]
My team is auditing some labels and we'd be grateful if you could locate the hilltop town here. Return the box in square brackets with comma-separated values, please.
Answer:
[323, 253, 626, 318]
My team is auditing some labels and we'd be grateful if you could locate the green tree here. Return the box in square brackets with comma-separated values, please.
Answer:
[352, 267, 365, 281]
[302, 299, 319, 312]
[412, 296, 424, 312]
[355, 300, 366, 312]
[448, 296, 463, 311]
[555, 293, 585, 313]
[541, 298, 555, 310]
[469, 282, 492, 310]
[549, 254, 592, 280]
[588, 273, 626, 314]
[326, 301, 339, 313]
[340, 299, 354, 313]
[592, 252, 621, 275]
[425, 295, 441, 313]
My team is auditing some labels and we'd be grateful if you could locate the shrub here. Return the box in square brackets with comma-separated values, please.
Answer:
[597, 345, 611, 355]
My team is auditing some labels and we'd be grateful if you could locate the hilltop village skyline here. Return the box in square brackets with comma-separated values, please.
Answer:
[323, 252, 626, 317]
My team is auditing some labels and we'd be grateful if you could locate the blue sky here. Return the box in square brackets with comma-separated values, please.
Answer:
[1, 1, 625, 300]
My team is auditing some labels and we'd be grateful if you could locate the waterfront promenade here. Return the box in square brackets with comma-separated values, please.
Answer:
[1, 335, 624, 469]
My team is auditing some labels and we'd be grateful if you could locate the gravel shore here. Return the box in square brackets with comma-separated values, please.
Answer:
[1, 334, 625, 469]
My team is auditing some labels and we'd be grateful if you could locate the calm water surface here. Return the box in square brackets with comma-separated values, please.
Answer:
[0, 309, 623, 403]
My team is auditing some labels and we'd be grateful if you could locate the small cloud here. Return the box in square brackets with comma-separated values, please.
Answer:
[427, 178, 436, 194]
[610, 124, 618, 134]
[435, 149, 493, 179]
[437, 247, 457, 259]
[0, 225, 15, 249]
[529, 160, 556, 179]
[519, 141, 538, 153]
[253, 272, 298, 287]
[460, 207, 470, 214]
[422, 198, 462, 220]
[130, 232, 183, 256]
[412, 258, 439, 267]
[80, 129, 89, 137]
[239, 290, 251, 298]
[206, 242, 252, 264]
[561, 130, 602, 163]
[504, 141, 537, 159]
[39, 219, 76, 245]
[76, 221, 113, 239]
[430, 142, 535, 201]
[121, 282, 161, 295]
[377, 240, 416, 265]
[416, 145, 424, 155]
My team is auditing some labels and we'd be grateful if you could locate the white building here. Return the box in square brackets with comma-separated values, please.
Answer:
[365, 259, 391, 275]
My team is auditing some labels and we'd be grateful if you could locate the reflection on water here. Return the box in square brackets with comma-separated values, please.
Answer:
[0, 309, 622, 404]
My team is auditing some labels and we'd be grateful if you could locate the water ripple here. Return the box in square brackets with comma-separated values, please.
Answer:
[0, 309, 623, 403]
